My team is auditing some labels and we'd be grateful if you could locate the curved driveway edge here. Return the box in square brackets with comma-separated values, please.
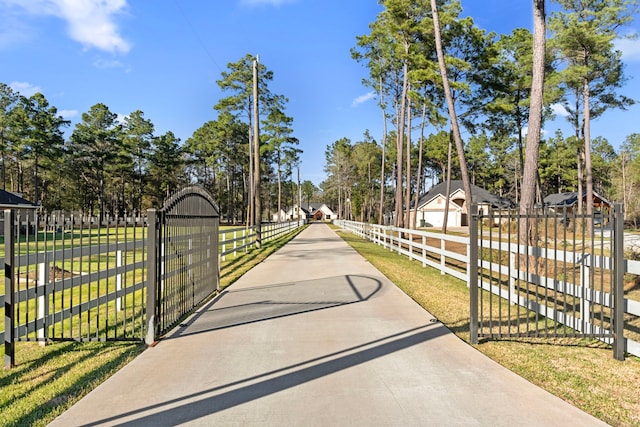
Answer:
[49, 223, 608, 426]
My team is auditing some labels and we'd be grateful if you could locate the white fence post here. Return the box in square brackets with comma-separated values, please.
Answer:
[510, 251, 517, 304]
[580, 254, 591, 334]
[37, 260, 49, 346]
[116, 250, 123, 311]
[408, 229, 414, 260]
[440, 237, 446, 275]
[222, 232, 227, 262]
[384, 226, 388, 249]
[233, 230, 237, 258]
[243, 228, 247, 253]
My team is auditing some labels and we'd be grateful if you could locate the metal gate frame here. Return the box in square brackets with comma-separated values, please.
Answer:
[146, 186, 219, 344]
[469, 202, 625, 361]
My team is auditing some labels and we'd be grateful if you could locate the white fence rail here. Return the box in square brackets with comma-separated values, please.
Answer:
[220, 220, 304, 261]
[1, 219, 305, 357]
[335, 219, 640, 358]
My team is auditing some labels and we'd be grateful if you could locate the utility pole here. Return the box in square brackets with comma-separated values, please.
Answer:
[253, 55, 262, 248]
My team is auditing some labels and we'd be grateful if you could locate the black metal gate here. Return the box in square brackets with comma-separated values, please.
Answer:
[469, 203, 625, 360]
[146, 186, 219, 343]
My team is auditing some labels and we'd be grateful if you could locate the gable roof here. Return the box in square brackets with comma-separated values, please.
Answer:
[306, 203, 335, 213]
[543, 191, 611, 208]
[0, 189, 38, 209]
[282, 205, 310, 215]
[543, 192, 578, 207]
[417, 180, 512, 209]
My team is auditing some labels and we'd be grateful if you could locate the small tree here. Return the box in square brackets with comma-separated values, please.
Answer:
[550, 0, 637, 225]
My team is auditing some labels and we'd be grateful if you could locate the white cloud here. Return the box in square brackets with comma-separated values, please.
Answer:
[351, 91, 376, 107]
[1, 0, 131, 54]
[551, 103, 570, 117]
[9, 81, 41, 97]
[614, 36, 640, 61]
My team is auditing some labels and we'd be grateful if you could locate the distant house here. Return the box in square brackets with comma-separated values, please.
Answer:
[271, 203, 336, 222]
[0, 189, 39, 235]
[306, 203, 335, 221]
[543, 191, 611, 213]
[413, 180, 512, 227]
[543, 191, 612, 227]
[272, 205, 309, 222]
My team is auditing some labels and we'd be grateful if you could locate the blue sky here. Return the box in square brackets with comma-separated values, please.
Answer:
[2, 0, 640, 188]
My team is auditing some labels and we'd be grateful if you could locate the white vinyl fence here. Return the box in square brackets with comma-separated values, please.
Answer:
[335, 219, 640, 358]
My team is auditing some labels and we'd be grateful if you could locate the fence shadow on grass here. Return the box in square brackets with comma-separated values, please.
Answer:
[1, 341, 145, 427]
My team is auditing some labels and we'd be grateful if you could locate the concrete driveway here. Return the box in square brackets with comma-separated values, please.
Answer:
[49, 223, 607, 426]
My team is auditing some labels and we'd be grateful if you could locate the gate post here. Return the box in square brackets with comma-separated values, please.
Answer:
[613, 203, 625, 361]
[469, 203, 479, 345]
[4, 209, 15, 368]
[146, 208, 158, 345]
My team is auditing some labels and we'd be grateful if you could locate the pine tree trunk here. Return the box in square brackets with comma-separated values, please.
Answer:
[443, 132, 452, 234]
[395, 46, 409, 228]
[519, 0, 546, 244]
[405, 95, 412, 229]
[431, 0, 473, 229]
[583, 75, 594, 231]
[379, 75, 387, 226]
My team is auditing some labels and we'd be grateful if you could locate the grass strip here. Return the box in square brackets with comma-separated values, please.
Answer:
[335, 228, 640, 427]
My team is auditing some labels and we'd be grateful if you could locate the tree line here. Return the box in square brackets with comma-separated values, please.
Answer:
[322, 0, 640, 228]
[0, 54, 320, 222]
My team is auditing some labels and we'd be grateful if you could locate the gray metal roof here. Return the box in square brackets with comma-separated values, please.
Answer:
[0, 189, 38, 208]
[543, 191, 611, 208]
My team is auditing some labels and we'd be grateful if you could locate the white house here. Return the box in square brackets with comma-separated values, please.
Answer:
[271, 203, 336, 222]
[272, 204, 309, 222]
[413, 180, 512, 227]
[306, 203, 336, 221]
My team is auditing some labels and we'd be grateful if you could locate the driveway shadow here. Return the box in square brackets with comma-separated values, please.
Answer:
[169, 274, 383, 338]
[81, 323, 446, 427]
